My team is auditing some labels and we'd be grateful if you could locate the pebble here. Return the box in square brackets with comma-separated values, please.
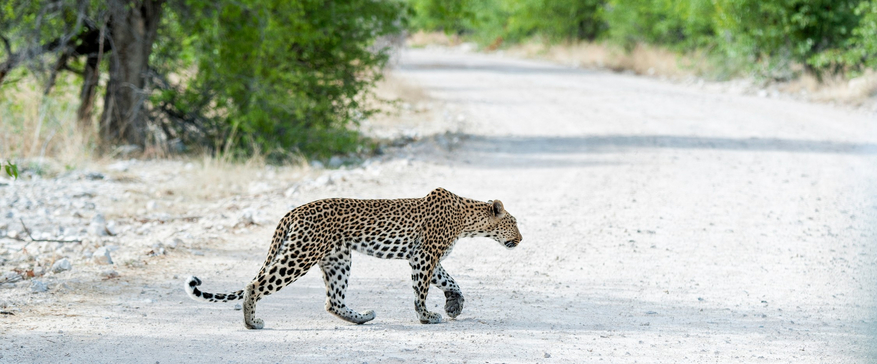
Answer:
[328, 156, 344, 168]
[93, 247, 114, 265]
[100, 270, 119, 279]
[1, 272, 22, 283]
[544, 353, 551, 358]
[88, 214, 108, 236]
[283, 185, 299, 198]
[239, 209, 255, 226]
[30, 280, 48, 293]
[52, 258, 73, 273]
[146, 200, 158, 211]
[105, 220, 118, 236]
[234, 303, 242, 310]
[165, 238, 181, 249]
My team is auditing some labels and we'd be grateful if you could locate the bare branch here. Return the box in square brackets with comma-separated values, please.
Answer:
[0, 35, 11, 56]
[8, 218, 83, 243]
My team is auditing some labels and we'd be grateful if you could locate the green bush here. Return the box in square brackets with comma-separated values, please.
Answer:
[407, 0, 876, 79]
[603, 0, 716, 51]
[152, 0, 404, 159]
[809, 1, 877, 75]
[713, 0, 862, 79]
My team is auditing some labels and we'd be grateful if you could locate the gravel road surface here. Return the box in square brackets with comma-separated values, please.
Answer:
[2, 48, 876, 363]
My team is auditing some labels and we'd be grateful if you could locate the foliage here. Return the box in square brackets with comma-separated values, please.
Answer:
[603, 0, 717, 51]
[149, 0, 404, 159]
[406, 0, 876, 78]
[4, 161, 18, 180]
[809, 1, 877, 75]
[1, 0, 405, 160]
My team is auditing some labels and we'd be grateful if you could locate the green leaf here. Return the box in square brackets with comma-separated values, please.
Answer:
[4, 162, 18, 180]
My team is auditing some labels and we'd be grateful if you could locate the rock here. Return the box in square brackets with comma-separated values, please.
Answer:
[105, 220, 118, 236]
[544, 353, 551, 358]
[234, 303, 242, 310]
[313, 174, 333, 187]
[30, 280, 48, 293]
[1, 272, 22, 283]
[84, 172, 105, 180]
[52, 258, 72, 273]
[283, 185, 299, 198]
[328, 156, 344, 168]
[1, 283, 15, 289]
[239, 209, 255, 226]
[107, 161, 131, 172]
[92, 246, 114, 265]
[99, 270, 119, 279]
[165, 238, 181, 249]
[114, 145, 140, 156]
[146, 200, 158, 211]
[88, 214, 108, 236]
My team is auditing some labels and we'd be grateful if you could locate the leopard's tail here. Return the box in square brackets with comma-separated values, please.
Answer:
[185, 276, 244, 303]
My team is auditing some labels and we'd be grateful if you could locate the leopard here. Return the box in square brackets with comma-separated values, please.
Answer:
[185, 187, 522, 329]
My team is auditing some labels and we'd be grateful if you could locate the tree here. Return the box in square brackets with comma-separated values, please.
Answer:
[1, 0, 404, 157]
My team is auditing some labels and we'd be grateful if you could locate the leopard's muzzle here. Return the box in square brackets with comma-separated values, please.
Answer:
[504, 240, 518, 249]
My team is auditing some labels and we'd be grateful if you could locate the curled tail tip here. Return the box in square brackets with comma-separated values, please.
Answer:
[187, 276, 202, 287]
[185, 276, 203, 301]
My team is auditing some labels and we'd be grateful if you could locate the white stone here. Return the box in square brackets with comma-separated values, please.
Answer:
[52, 258, 72, 273]
[99, 270, 119, 279]
[93, 247, 113, 265]
[166, 238, 181, 249]
[105, 220, 118, 236]
[30, 280, 48, 293]
[239, 209, 255, 226]
[328, 156, 344, 168]
[283, 185, 299, 198]
[88, 214, 108, 236]
[107, 161, 130, 172]
[1, 272, 22, 283]
[146, 200, 158, 211]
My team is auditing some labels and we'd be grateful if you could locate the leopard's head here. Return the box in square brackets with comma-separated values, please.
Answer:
[482, 200, 522, 249]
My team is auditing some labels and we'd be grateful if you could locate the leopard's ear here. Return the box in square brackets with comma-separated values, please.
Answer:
[490, 200, 506, 219]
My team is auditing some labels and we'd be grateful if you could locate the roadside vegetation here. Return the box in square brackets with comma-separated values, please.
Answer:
[407, 0, 877, 84]
[1, 0, 404, 163]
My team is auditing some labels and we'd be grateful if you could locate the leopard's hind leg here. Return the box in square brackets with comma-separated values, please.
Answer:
[243, 251, 318, 329]
[319, 246, 376, 324]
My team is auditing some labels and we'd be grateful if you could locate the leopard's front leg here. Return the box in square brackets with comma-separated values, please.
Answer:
[432, 264, 464, 318]
[409, 252, 442, 324]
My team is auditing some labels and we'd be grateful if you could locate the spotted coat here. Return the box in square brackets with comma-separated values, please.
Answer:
[185, 187, 522, 329]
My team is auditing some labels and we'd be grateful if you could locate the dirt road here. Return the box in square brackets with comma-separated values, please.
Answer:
[3, 48, 876, 363]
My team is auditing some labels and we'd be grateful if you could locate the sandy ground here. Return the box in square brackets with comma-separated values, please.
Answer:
[2, 48, 877, 363]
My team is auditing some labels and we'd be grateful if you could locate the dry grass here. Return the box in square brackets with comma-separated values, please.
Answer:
[505, 40, 710, 78]
[780, 70, 877, 106]
[0, 74, 96, 170]
[406, 31, 460, 48]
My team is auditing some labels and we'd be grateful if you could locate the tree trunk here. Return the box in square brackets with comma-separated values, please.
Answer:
[100, 0, 164, 148]
[77, 53, 100, 129]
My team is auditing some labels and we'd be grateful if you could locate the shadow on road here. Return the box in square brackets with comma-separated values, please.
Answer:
[454, 134, 877, 168]
[399, 62, 590, 75]
[467, 134, 877, 155]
